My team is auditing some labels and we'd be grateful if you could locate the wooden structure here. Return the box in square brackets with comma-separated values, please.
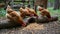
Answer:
[37, 16, 58, 23]
[0, 16, 58, 29]
[34, 0, 48, 9]
[0, 17, 35, 29]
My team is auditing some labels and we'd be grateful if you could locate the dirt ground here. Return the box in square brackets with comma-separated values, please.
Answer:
[0, 17, 60, 34]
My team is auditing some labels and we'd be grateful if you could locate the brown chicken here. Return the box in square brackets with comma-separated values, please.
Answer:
[19, 6, 38, 18]
[6, 5, 26, 27]
[19, 7, 31, 18]
[26, 7, 38, 17]
[38, 6, 51, 20]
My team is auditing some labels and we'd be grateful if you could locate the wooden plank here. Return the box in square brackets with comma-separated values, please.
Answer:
[37, 16, 58, 23]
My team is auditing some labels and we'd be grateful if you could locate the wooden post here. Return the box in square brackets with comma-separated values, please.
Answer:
[4, 0, 12, 10]
[22, 0, 25, 6]
[34, 5, 37, 13]
[37, 16, 58, 23]
[11, 0, 14, 6]
[35, 0, 48, 9]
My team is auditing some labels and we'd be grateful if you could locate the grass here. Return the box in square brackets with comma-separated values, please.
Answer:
[48, 7, 60, 16]
[0, 8, 6, 17]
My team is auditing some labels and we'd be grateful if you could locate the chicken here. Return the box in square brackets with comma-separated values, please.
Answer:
[26, 7, 38, 17]
[19, 7, 31, 18]
[6, 5, 26, 27]
[38, 6, 51, 20]
[19, 7, 38, 18]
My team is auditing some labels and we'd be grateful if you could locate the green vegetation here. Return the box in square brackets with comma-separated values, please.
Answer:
[0, 8, 6, 17]
[48, 7, 59, 16]
[0, 0, 4, 3]
[48, 8, 60, 19]
[48, 0, 55, 2]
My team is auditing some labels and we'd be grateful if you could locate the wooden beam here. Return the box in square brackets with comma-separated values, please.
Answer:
[0, 16, 58, 29]
[37, 16, 58, 23]
[0, 17, 36, 29]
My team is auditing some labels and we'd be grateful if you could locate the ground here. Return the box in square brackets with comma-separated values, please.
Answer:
[0, 8, 60, 34]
